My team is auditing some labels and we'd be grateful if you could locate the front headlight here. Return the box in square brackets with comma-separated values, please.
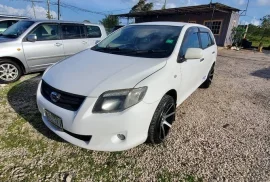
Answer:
[92, 87, 147, 113]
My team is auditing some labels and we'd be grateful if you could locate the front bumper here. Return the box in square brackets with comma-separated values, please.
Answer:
[36, 82, 159, 151]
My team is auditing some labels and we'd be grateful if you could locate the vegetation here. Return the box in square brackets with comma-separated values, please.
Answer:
[99, 15, 120, 29]
[231, 27, 245, 47]
[130, 0, 153, 13]
[245, 14, 270, 48]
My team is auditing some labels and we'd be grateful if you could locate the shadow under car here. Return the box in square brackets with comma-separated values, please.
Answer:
[7, 75, 65, 143]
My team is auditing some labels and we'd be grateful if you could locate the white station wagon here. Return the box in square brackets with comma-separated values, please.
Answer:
[37, 22, 217, 151]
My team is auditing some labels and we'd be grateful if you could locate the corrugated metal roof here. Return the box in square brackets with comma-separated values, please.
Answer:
[114, 3, 240, 18]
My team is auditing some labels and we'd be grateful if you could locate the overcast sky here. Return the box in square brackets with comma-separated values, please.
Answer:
[1, 0, 270, 26]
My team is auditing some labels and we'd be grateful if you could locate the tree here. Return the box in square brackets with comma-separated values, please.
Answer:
[46, 12, 53, 19]
[162, 0, 167, 10]
[259, 15, 270, 42]
[46, 0, 53, 19]
[130, 0, 153, 13]
[231, 26, 245, 48]
[99, 15, 119, 29]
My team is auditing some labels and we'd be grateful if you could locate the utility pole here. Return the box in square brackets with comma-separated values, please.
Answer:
[31, 0, 36, 19]
[47, 0, 51, 19]
[58, 0, 60, 20]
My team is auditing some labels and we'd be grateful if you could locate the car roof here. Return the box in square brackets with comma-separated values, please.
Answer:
[128, 21, 211, 31]
[131, 21, 189, 27]
[20, 19, 102, 26]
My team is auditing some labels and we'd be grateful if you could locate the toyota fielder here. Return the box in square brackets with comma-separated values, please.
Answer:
[37, 22, 217, 151]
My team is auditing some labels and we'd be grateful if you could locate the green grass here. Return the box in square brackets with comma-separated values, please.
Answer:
[246, 35, 270, 47]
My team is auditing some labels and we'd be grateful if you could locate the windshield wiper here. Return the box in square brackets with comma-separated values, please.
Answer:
[133, 49, 168, 54]
[1, 34, 18, 38]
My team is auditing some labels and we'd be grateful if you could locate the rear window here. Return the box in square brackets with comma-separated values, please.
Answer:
[86, 25, 101, 38]
[61, 24, 85, 39]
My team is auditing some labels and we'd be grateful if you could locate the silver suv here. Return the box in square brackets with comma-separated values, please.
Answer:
[0, 20, 107, 83]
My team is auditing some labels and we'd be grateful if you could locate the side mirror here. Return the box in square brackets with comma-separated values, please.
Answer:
[95, 40, 100, 45]
[27, 34, 37, 42]
[185, 48, 203, 59]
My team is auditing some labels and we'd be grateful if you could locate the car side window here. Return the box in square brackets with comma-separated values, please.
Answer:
[179, 27, 200, 58]
[61, 24, 84, 39]
[0, 20, 18, 33]
[86, 25, 102, 38]
[199, 32, 212, 49]
[29, 24, 59, 41]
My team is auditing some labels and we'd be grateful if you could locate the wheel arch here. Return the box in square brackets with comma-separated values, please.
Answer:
[165, 89, 177, 105]
[0, 56, 26, 74]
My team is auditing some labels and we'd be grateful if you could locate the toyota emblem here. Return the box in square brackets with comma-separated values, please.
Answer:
[50, 91, 61, 103]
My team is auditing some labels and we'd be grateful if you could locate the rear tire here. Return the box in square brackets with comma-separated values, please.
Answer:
[200, 63, 215, 89]
[147, 95, 176, 144]
[0, 59, 22, 84]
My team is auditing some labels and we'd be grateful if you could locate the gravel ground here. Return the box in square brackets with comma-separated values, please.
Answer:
[0, 49, 269, 181]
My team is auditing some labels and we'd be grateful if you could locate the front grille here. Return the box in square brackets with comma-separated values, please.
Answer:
[41, 80, 86, 111]
[64, 129, 92, 142]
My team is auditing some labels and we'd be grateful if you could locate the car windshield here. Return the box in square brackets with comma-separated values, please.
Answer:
[2, 21, 34, 38]
[91, 25, 183, 58]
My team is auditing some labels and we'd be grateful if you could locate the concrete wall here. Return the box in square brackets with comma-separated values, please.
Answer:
[135, 11, 239, 46]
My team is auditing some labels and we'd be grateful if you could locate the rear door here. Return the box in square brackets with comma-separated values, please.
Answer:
[61, 23, 88, 58]
[22, 23, 65, 71]
[85, 25, 103, 47]
[198, 27, 216, 78]
[177, 27, 204, 101]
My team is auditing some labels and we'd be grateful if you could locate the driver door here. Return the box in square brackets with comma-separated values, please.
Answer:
[22, 23, 65, 72]
[177, 27, 205, 102]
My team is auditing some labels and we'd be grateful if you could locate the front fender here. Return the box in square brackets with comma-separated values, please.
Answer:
[136, 64, 177, 104]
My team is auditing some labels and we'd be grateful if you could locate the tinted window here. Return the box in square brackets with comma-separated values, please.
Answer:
[86, 25, 101, 38]
[62, 24, 84, 39]
[2, 21, 34, 38]
[0, 20, 18, 33]
[200, 32, 212, 49]
[0, 21, 8, 33]
[92, 25, 183, 58]
[179, 27, 200, 57]
[29, 24, 59, 41]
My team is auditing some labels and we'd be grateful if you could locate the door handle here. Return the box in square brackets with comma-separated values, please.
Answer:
[82, 41, 88, 44]
[212, 51, 215, 54]
[55, 43, 62, 47]
[200, 58, 205, 62]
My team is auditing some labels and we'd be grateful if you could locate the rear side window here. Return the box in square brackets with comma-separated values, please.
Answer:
[199, 32, 212, 49]
[29, 24, 59, 41]
[179, 27, 200, 57]
[62, 24, 84, 39]
[86, 25, 101, 38]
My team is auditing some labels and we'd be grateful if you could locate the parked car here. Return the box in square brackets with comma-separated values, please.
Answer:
[37, 22, 217, 151]
[0, 14, 29, 33]
[0, 20, 106, 83]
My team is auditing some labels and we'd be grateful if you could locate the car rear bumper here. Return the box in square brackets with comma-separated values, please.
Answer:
[36, 81, 159, 151]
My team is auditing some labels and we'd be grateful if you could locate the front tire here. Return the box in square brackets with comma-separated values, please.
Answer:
[0, 59, 22, 84]
[147, 95, 176, 144]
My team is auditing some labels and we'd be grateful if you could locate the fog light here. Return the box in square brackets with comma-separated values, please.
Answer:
[117, 134, 126, 140]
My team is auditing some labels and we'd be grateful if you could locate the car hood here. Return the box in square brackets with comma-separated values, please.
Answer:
[43, 49, 167, 97]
